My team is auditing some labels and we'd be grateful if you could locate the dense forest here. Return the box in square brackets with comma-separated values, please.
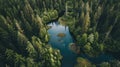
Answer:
[0, 0, 120, 67]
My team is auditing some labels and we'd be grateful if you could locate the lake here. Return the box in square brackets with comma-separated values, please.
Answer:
[48, 22, 77, 67]
[48, 22, 114, 67]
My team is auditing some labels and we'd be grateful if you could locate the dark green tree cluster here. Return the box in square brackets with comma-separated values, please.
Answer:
[60, 0, 120, 57]
[0, 0, 62, 67]
[58, 0, 120, 66]
[0, 0, 120, 67]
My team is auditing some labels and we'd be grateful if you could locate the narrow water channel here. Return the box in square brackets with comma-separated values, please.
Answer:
[48, 22, 77, 67]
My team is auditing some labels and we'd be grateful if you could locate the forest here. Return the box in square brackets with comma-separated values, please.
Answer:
[0, 0, 120, 67]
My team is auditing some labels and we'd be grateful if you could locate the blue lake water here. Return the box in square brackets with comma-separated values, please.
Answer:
[48, 22, 77, 67]
[48, 22, 114, 67]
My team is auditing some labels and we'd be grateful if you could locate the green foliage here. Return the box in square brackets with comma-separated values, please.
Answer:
[0, 0, 120, 67]
[26, 41, 37, 58]
[84, 42, 92, 52]
[0, 27, 8, 41]
[99, 43, 104, 52]
[80, 33, 87, 44]
[75, 57, 95, 67]
[110, 60, 120, 67]
[0, 0, 62, 67]
[94, 32, 99, 41]
[42, 10, 58, 23]
[99, 62, 111, 67]
[59, 0, 120, 58]
[88, 33, 94, 43]
[5, 49, 26, 67]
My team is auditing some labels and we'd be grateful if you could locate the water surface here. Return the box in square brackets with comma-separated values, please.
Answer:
[48, 22, 77, 67]
[48, 22, 114, 67]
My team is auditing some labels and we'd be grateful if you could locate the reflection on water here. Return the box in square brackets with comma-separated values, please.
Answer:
[48, 22, 114, 67]
[48, 22, 77, 67]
